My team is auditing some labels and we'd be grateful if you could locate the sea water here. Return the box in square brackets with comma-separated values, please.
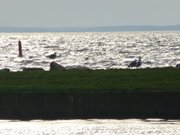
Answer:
[0, 32, 179, 71]
[0, 119, 180, 135]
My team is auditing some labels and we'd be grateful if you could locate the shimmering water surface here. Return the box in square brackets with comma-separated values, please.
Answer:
[0, 32, 180, 71]
[1, 119, 180, 135]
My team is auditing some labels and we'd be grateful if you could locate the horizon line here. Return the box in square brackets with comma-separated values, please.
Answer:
[1, 24, 180, 28]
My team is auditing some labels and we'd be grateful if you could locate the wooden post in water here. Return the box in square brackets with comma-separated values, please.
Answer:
[18, 40, 23, 57]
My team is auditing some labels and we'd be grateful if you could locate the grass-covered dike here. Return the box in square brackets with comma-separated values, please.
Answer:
[0, 68, 180, 92]
[0, 68, 180, 119]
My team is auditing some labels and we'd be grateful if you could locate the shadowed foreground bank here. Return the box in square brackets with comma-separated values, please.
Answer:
[0, 91, 180, 119]
[0, 68, 180, 119]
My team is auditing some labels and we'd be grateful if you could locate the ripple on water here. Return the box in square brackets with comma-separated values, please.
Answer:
[0, 119, 180, 135]
[0, 32, 180, 71]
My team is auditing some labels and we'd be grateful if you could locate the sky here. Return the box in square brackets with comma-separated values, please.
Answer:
[0, 0, 180, 27]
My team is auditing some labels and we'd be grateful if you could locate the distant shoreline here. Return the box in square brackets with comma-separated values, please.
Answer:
[1, 25, 180, 32]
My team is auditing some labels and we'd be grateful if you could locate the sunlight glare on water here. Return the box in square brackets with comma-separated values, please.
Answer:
[0, 32, 180, 71]
[0, 119, 180, 135]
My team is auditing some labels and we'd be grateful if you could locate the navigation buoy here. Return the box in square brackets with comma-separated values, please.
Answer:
[18, 40, 23, 57]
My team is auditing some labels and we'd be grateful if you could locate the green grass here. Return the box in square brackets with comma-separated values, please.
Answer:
[0, 68, 180, 92]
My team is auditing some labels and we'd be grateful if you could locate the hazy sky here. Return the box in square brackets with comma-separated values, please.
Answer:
[0, 0, 180, 27]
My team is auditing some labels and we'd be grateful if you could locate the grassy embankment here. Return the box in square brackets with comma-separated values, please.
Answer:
[0, 68, 179, 92]
[0, 68, 180, 119]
